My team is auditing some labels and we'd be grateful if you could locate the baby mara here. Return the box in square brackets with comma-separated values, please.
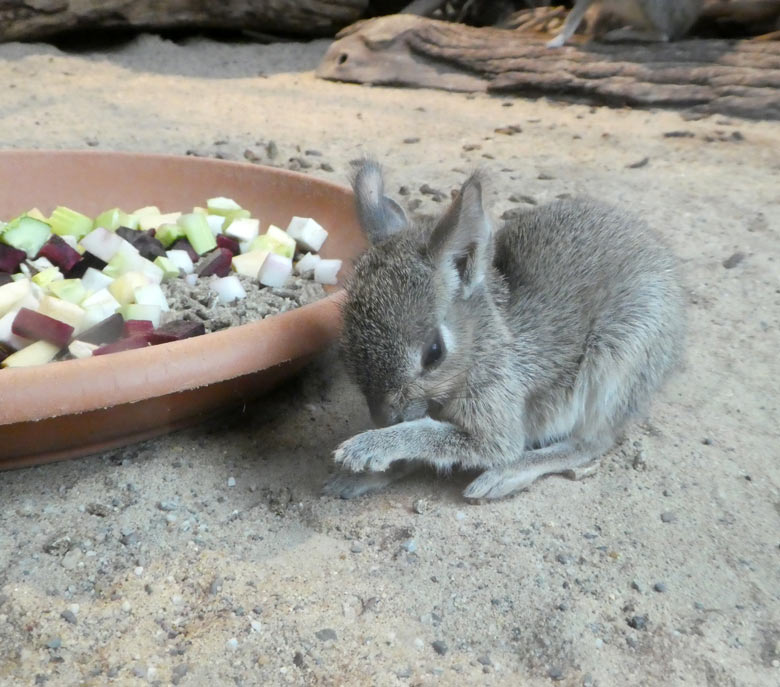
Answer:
[325, 159, 685, 501]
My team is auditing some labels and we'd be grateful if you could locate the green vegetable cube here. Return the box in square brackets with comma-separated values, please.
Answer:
[178, 213, 216, 255]
[49, 206, 93, 239]
[1, 215, 52, 257]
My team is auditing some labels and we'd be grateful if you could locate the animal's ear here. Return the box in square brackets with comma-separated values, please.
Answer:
[429, 173, 493, 299]
[350, 159, 408, 245]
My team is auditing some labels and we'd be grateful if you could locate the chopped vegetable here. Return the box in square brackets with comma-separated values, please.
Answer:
[178, 213, 217, 256]
[12, 307, 74, 347]
[1, 339, 61, 368]
[1, 216, 52, 257]
[314, 259, 342, 285]
[286, 216, 328, 252]
[49, 206, 93, 239]
[211, 275, 246, 304]
[196, 248, 233, 278]
[258, 253, 293, 288]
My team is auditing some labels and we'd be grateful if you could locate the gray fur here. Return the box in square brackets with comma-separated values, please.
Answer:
[324, 160, 685, 501]
[547, 0, 704, 47]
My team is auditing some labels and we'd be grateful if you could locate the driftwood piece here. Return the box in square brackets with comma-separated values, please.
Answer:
[317, 14, 780, 119]
[0, 0, 369, 41]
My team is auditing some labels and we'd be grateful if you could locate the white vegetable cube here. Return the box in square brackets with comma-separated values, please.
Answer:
[258, 253, 293, 288]
[1, 339, 61, 368]
[80, 267, 114, 295]
[314, 259, 342, 285]
[206, 214, 226, 235]
[68, 340, 97, 359]
[211, 275, 247, 304]
[28, 256, 55, 271]
[232, 249, 269, 279]
[294, 252, 321, 277]
[37, 295, 86, 333]
[207, 197, 242, 214]
[165, 249, 195, 275]
[0, 278, 32, 317]
[224, 217, 260, 243]
[266, 225, 296, 257]
[109, 271, 151, 306]
[286, 216, 328, 252]
[138, 211, 181, 232]
[120, 303, 162, 327]
[80, 226, 126, 262]
[134, 283, 170, 312]
[81, 288, 121, 329]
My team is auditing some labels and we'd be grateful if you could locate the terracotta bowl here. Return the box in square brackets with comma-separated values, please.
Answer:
[0, 150, 364, 470]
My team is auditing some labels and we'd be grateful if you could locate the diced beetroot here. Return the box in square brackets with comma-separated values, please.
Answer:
[0, 272, 13, 287]
[37, 235, 82, 272]
[123, 319, 155, 338]
[196, 248, 233, 278]
[170, 238, 199, 263]
[67, 252, 107, 279]
[12, 308, 73, 348]
[0, 244, 27, 273]
[78, 313, 124, 345]
[116, 226, 166, 261]
[147, 331, 178, 345]
[216, 234, 240, 256]
[93, 334, 153, 356]
[154, 319, 205, 340]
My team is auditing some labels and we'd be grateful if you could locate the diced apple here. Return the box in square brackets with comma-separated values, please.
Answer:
[206, 214, 226, 235]
[224, 217, 260, 243]
[80, 226, 127, 262]
[231, 249, 269, 278]
[109, 271, 151, 306]
[314, 259, 342, 285]
[206, 197, 242, 215]
[12, 307, 74, 347]
[1, 339, 60, 368]
[165, 249, 194, 275]
[0, 278, 32, 318]
[153, 255, 180, 280]
[134, 283, 169, 312]
[81, 267, 114, 294]
[138, 211, 181, 232]
[286, 216, 328, 252]
[211, 275, 246, 304]
[103, 250, 163, 283]
[258, 253, 293, 288]
[37, 295, 86, 333]
[250, 226, 295, 259]
[68, 340, 98, 359]
[294, 251, 321, 277]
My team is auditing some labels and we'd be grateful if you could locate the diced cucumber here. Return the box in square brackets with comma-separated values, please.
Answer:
[1, 216, 52, 257]
[48, 278, 87, 305]
[178, 213, 217, 255]
[153, 255, 180, 280]
[155, 222, 186, 248]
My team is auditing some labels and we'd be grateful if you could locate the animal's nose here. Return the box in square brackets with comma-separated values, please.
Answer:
[367, 396, 401, 427]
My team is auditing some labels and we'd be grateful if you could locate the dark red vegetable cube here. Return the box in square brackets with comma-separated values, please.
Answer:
[0, 342, 16, 365]
[37, 235, 82, 272]
[195, 248, 233, 278]
[93, 334, 152, 356]
[216, 234, 240, 256]
[0, 272, 13, 287]
[123, 319, 155, 338]
[67, 252, 106, 279]
[0, 244, 27, 273]
[154, 319, 205, 340]
[116, 226, 166, 261]
[170, 238, 199, 263]
[12, 308, 73, 348]
[77, 313, 124, 345]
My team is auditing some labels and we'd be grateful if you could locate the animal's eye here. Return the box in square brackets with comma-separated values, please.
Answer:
[422, 329, 445, 369]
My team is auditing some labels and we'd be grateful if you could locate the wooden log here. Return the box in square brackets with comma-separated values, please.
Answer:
[317, 14, 780, 120]
[0, 0, 369, 41]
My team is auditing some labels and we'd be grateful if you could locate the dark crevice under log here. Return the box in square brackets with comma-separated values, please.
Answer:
[317, 15, 780, 120]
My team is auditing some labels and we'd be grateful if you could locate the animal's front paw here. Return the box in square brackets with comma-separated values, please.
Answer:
[546, 34, 566, 48]
[333, 430, 395, 473]
[463, 466, 537, 501]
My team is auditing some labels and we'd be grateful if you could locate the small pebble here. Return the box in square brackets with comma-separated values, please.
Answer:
[723, 252, 745, 269]
[653, 582, 667, 593]
[403, 539, 417, 554]
[431, 640, 448, 655]
[227, 477, 236, 488]
[315, 628, 337, 642]
[131, 663, 147, 679]
[403, 137, 420, 144]
[627, 615, 648, 631]
[46, 637, 62, 650]
[477, 655, 492, 666]
[250, 620, 262, 633]
[660, 511, 677, 523]
[157, 500, 178, 512]
[60, 610, 77, 625]
[320, 162, 334, 172]
[548, 666, 565, 681]
[226, 637, 238, 651]
[134, 566, 144, 576]
[350, 542, 364, 554]
[555, 553, 572, 565]
[631, 580, 643, 592]
[627, 156, 650, 169]
[413, 499, 428, 514]
[171, 664, 189, 685]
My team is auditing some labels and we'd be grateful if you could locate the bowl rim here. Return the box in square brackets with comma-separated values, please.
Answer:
[0, 149, 353, 425]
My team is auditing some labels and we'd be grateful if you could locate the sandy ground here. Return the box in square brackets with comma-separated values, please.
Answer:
[0, 33, 778, 687]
